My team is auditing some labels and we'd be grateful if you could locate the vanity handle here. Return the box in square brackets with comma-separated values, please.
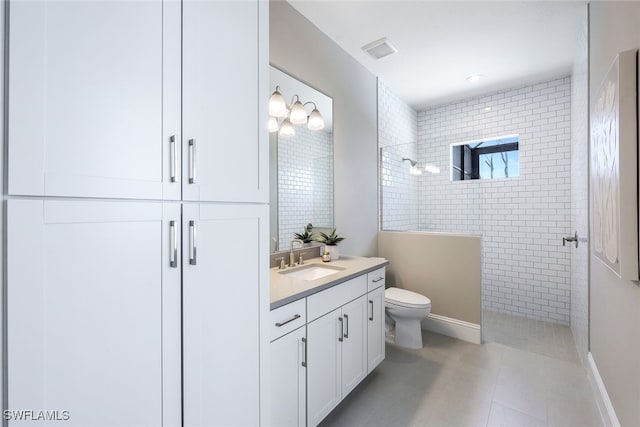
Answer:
[189, 220, 197, 265]
[301, 337, 307, 368]
[343, 314, 349, 339]
[188, 138, 196, 184]
[338, 317, 344, 342]
[369, 300, 374, 321]
[169, 220, 177, 268]
[169, 135, 177, 183]
[275, 314, 301, 327]
[372, 277, 384, 283]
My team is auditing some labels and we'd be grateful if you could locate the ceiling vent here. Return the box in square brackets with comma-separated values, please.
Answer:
[361, 38, 397, 60]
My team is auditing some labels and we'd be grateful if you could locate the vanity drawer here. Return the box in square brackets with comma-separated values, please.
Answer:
[270, 299, 307, 342]
[307, 275, 367, 322]
[367, 267, 386, 291]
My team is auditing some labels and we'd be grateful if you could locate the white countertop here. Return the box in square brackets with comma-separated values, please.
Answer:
[270, 255, 388, 310]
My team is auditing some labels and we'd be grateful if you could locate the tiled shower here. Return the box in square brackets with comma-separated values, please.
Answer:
[379, 77, 573, 325]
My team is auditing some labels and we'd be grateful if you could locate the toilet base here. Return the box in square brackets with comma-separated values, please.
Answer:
[393, 319, 423, 349]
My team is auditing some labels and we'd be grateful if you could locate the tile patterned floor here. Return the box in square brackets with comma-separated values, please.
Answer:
[320, 316, 602, 427]
[482, 309, 581, 364]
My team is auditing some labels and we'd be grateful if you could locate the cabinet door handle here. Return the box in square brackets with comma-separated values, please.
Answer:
[188, 138, 196, 184]
[338, 317, 343, 342]
[301, 337, 307, 368]
[169, 220, 177, 268]
[372, 277, 384, 283]
[189, 220, 197, 265]
[275, 314, 300, 327]
[169, 135, 177, 183]
[343, 314, 349, 339]
[369, 300, 374, 321]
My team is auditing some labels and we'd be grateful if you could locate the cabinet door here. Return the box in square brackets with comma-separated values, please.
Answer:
[307, 308, 342, 427]
[367, 286, 386, 374]
[8, 0, 181, 200]
[182, 203, 268, 427]
[182, 0, 268, 203]
[269, 327, 306, 427]
[340, 295, 368, 398]
[7, 200, 181, 427]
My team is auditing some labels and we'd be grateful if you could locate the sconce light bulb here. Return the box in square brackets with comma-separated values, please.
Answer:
[268, 116, 279, 133]
[307, 108, 325, 131]
[279, 118, 295, 138]
[289, 100, 307, 125]
[269, 88, 288, 118]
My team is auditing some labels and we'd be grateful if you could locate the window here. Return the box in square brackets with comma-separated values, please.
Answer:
[450, 135, 519, 181]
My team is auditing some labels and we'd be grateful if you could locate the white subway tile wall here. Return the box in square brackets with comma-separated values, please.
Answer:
[378, 80, 419, 231]
[278, 125, 333, 251]
[379, 77, 572, 325]
[419, 77, 572, 324]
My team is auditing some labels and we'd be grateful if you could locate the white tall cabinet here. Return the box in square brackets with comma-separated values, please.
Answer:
[182, 203, 268, 426]
[7, 200, 182, 426]
[5, 1, 269, 426]
[182, 0, 268, 203]
[8, 0, 181, 200]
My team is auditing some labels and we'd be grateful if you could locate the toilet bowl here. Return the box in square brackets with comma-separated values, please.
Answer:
[385, 287, 431, 349]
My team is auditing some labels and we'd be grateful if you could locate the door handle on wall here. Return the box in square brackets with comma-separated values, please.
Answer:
[188, 138, 196, 184]
[169, 220, 177, 268]
[562, 231, 579, 248]
[169, 135, 177, 183]
[189, 220, 197, 265]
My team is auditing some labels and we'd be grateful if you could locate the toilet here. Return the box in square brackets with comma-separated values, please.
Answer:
[385, 287, 431, 349]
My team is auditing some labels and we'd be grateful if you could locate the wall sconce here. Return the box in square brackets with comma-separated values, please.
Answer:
[269, 86, 325, 137]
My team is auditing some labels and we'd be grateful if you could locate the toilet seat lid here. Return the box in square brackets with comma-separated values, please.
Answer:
[385, 287, 431, 308]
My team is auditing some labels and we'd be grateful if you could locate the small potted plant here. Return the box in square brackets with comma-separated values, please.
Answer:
[294, 228, 315, 247]
[315, 229, 345, 260]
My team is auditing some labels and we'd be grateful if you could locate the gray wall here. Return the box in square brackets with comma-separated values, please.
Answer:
[589, 3, 640, 426]
[269, 0, 379, 257]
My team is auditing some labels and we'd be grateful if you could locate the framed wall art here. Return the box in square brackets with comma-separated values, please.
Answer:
[591, 49, 638, 280]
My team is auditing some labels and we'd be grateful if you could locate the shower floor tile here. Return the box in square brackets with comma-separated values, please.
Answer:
[482, 309, 581, 364]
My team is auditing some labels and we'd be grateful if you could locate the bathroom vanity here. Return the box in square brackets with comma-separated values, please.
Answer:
[269, 256, 388, 427]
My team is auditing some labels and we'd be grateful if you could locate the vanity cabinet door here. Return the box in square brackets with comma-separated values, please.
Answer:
[340, 295, 368, 398]
[307, 308, 342, 427]
[182, 0, 268, 203]
[182, 203, 268, 427]
[8, 0, 181, 200]
[269, 326, 306, 427]
[367, 286, 386, 374]
[6, 199, 182, 427]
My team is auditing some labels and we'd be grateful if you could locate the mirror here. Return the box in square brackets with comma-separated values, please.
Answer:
[269, 66, 334, 252]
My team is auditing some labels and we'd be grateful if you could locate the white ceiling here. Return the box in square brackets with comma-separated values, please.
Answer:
[287, 1, 586, 110]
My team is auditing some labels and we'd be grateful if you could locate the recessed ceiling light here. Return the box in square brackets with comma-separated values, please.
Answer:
[466, 74, 483, 83]
[362, 38, 397, 60]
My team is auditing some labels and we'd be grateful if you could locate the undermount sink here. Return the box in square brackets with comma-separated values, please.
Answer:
[280, 264, 344, 281]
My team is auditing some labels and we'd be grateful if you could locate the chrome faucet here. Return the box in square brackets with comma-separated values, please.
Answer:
[290, 239, 304, 267]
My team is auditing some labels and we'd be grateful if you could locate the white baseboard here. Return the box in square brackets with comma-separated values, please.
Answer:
[587, 352, 620, 427]
[421, 313, 481, 344]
